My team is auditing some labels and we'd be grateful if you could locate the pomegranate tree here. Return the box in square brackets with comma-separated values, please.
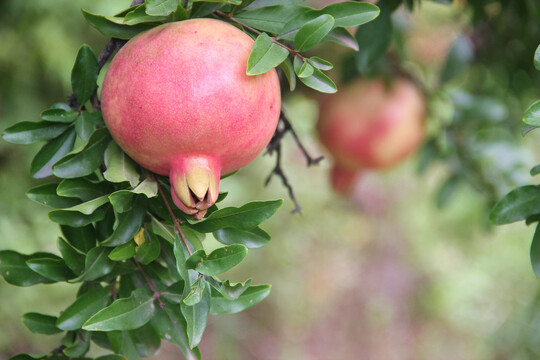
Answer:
[0, 1, 383, 358]
[317, 78, 426, 193]
[101, 19, 281, 219]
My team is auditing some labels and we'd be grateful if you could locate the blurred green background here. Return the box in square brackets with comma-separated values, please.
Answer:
[1, 1, 540, 359]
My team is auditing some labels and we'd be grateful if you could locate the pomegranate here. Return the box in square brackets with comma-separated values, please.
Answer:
[101, 19, 281, 218]
[317, 78, 425, 194]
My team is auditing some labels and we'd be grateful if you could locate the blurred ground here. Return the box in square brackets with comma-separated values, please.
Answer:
[1, 1, 540, 359]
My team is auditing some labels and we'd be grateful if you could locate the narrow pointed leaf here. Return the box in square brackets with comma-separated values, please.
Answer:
[22, 313, 62, 334]
[104, 142, 140, 186]
[41, 108, 78, 123]
[101, 197, 146, 246]
[53, 128, 112, 178]
[83, 10, 156, 39]
[490, 185, 540, 224]
[31, 128, 76, 178]
[0, 251, 56, 286]
[26, 257, 74, 282]
[57, 287, 110, 331]
[247, 33, 289, 75]
[72, 246, 115, 282]
[71, 44, 99, 107]
[57, 178, 110, 202]
[191, 200, 282, 233]
[83, 289, 155, 331]
[145, 0, 179, 16]
[298, 67, 337, 93]
[210, 284, 271, 315]
[181, 280, 210, 349]
[524, 100, 540, 126]
[323, 27, 358, 50]
[185, 245, 248, 276]
[535, 44, 540, 71]
[57, 237, 85, 275]
[27, 183, 80, 208]
[2, 121, 70, 144]
[294, 14, 334, 51]
[213, 226, 270, 248]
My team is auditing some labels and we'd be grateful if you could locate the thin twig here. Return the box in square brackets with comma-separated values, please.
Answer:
[214, 10, 306, 60]
[152, 173, 193, 256]
[265, 112, 324, 213]
[132, 259, 166, 308]
[111, 278, 118, 300]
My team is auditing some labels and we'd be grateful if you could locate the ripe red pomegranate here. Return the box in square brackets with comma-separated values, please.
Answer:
[317, 78, 425, 194]
[101, 19, 281, 219]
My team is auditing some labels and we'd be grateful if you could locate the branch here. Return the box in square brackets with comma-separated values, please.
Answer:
[152, 173, 194, 256]
[132, 258, 166, 308]
[265, 112, 324, 213]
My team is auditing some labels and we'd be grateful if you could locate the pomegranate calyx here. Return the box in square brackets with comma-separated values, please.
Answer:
[170, 156, 221, 220]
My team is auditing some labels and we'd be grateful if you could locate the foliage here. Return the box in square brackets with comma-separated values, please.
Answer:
[0, 0, 381, 359]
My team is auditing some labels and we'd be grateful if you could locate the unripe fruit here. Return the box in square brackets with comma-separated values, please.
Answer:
[317, 78, 425, 194]
[101, 19, 281, 219]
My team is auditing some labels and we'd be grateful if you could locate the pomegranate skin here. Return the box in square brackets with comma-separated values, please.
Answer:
[101, 19, 281, 218]
[317, 79, 425, 193]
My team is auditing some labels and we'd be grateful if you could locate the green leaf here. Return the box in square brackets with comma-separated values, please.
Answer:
[490, 185, 540, 225]
[440, 36, 474, 83]
[151, 306, 201, 360]
[50, 195, 109, 216]
[531, 165, 540, 176]
[57, 287, 110, 331]
[0, 251, 56, 286]
[234, 5, 305, 34]
[247, 33, 289, 75]
[531, 223, 540, 278]
[213, 226, 270, 248]
[104, 142, 140, 187]
[57, 178, 110, 202]
[50, 206, 108, 227]
[96, 355, 126, 360]
[2, 121, 70, 144]
[524, 100, 540, 126]
[22, 313, 62, 334]
[322, 1, 379, 28]
[125, 5, 169, 25]
[101, 197, 146, 247]
[191, 200, 283, 233]
[41, 108, 78, 123]
[294, 57, 314, 78]
[186, 245, 247, 276]
[72, 247, 115, 282]
[62, 330, 90, 357]
[53, 128, 112, 178]
[207, 278, 252, 300]
[174, 232, 191, 285]
[61, 225, 96, 253]
[354, 0, 391, 74]
[109, 241, 137, 261]
[298, 67, 337, 93]
[309, 56, 333, 70]
[83, 288, 155, 331]
[210, 284, 271, 315]
[31, 127, 76, 178]
[145, 0, 179, 16]
[75, 111, 96, 141]
[27, 183, 80, 208]
[109, 178, 158, 212]
[26, 257, 74, 282]
[82, 10, 157, 40]
[323, 27, 358, 51]
[280, 57, 296, 91]
[72, 45, 99, 107]
[535, 44, 540, 71]
[294, 14, 334, 51]
[128, 323, 161, 357]
[57, 237, 85, 275]
[181, 280, 210, 349]
[9, 354, 47, 360]
[183, 278, 206, 306]
[135, 237, 161, 265]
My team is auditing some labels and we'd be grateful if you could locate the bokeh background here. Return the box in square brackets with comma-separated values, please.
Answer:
[1, 1, 540, 359]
